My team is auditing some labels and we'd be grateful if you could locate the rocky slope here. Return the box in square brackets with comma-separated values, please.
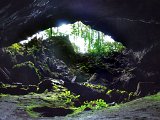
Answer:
[0, 92, 159, 120]
[1, 0, 160, 88]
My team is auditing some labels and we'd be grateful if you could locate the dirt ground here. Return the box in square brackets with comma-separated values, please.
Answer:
[0, 93, 160, 120]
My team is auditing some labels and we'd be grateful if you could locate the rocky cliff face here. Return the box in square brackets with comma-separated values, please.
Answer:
[0, 0, 160, 86]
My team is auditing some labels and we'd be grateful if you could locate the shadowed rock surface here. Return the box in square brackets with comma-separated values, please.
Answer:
[0, 0, 160, 49]
[0, 1, 160, 119]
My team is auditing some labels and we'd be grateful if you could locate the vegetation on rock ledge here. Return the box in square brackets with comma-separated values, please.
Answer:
[0, 21, 159, 119]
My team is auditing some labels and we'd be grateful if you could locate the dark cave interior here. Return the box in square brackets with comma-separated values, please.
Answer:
[0, 0, 160, 119]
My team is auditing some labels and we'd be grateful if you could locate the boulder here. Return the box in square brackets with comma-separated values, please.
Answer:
[27, 85, 38, 93]
[37, 56, 73, 82]
[135, 82, 160, 97]
[11, 61, 40, 85]
[87, 73, 97, 83]
[37, 79, 54, 93]
[0, 67, 12, 84]
[63, 78, 111, 103]
[0, 86, 28, 95]
[107, 89, 121, 103]
[42, 36, 76, 65]
[107, 89, 129, 103]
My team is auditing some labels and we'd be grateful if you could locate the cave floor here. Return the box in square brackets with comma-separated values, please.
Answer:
[66, 93, 160, 120]
[0, 93, 160, 120]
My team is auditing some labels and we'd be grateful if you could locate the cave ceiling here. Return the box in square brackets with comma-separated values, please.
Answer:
[1, 0, 160, 50]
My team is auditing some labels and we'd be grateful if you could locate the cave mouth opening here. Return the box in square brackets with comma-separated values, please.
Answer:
[20, 21, 125, 55]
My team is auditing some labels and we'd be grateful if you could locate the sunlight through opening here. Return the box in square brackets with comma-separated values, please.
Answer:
[21, 21, 116, 53]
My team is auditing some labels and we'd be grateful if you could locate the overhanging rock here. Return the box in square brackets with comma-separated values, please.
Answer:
[0, 0, 160, 50]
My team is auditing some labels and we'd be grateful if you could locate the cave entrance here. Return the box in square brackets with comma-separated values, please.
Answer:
[20, 21, 125, 55]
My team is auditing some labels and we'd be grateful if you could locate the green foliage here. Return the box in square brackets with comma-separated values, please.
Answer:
[71, 42, 80, 53]
[44, 21, 125, 54]
[45, 28, 53, 38]
[13, 61, 41, 79]
[90, 42, 125, 55]
[144, 92, 160, 101]
[83, 83, 107, 92]
[6, 43, 23, 55]
[74, 53, 112, 75]
[22, 89, 80, 117]
[0, 82, 5, 88]
[26, 105, 40, 118]
[107, 89, 113, 94]
[75, 99, 108, 113]
[24, 38, 42, 55]
[58, 90, 80, 106]
[45, 27, 62, 38]
[13, 61, 34, 69]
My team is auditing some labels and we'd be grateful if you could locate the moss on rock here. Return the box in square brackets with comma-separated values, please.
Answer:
[12, 61, 40, 85]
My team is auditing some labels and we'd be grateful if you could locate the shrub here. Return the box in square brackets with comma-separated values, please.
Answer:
[6, 43, 23, 55]
[58, 90, 80, 106]
[75, 99, 108, 113]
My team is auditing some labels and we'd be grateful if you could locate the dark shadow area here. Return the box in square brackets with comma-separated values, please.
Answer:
[32, 107, 73, 117]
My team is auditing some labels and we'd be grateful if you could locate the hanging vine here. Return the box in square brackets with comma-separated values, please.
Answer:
[45, 21, 125, 54]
